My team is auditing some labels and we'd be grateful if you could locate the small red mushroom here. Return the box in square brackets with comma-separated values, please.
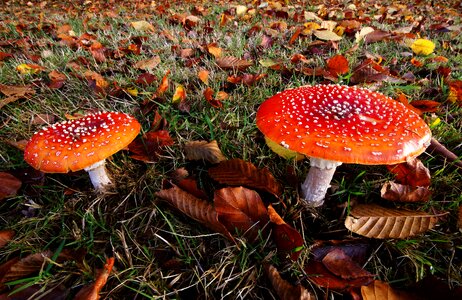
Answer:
[24, 111, 141, 192]
[256, 85, 431, 206]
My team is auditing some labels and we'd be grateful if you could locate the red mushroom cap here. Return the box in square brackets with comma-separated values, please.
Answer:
[24, 111, 141, 173]
[256, 85, 431, 165]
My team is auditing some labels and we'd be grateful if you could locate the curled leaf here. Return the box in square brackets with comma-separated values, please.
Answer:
[386, 158, 431, 187]
[184, 140, 226, 164]
[381, 181, 431, 203]
[74, 257, 114, 300]
[264, 264, 313, 300]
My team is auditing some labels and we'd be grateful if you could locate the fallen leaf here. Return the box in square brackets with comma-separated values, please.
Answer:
[411, 39, 435, 56]
[363, 30, 391, 43]
[184, 140, 226, 164]
[0, 52, 13, 61]
[345, 204, 440, 239]
[355, 27, 375, 43]
[208, 158, 282, 197]
[0, 172, 22, 201]
[386, 158, 431, 187]
[207, 43, 222, 58]
[322, 248, 374, 280]
[381, 181, 431, 203]
[216, 56, 253, 70]
[134, 56, 161, 71]
[16, 63, 45, 75]
[410, 57, 424, 67]
[203, 87, 223, 108]
[135, 72, 157, 86]
[84, 70, 109, 92]
[448, 80, 462, 105]
[0, 84, 35, 109]
[128, 130, 174, 163]
[326, 54, 349, 76]
[410, 100, 440, 114]
[264, 264, 313, 300]
[0, 230, 15, 249]
[214, 186, 269, 241]
[268, 205, 304, 260]
[198, 69, 209, 85]
[156, 185, 233, 240]
[313, 29, 342, 41]
[48, 70, 67, 89]
[361, 280, 416, 300]
[130, 20, 155, 32]
[156, 69, 170, 96]
[74, 257, 114, 300]
[172, 84, 186, 105]
[0, 284, 68, 300]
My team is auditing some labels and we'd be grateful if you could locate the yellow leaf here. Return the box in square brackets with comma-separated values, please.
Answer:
[126, 87, 138, 96]
[265, 137, 305, 161]
[172, 85, 186, 104]
[130, 21, 155, 32]
[411, 39, 435, 56]
[16, 64, 43, 75]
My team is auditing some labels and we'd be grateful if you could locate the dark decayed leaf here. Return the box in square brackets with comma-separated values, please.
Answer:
[264, 264, 313, 300]
[267, 205, 304, 260]
[208, 159, 282, 197]
[381, 181, 431, 203]
[156, 185, 233, 240]
[128, 130, 174, 163]
[0, 172, 22, 201]
[214, 187, 269, 241]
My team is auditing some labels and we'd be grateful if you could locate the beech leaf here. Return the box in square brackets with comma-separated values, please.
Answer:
[208, 158, 282, 197]
[345, 204, 440, 239]
[264, 264, 313, 300]
[156, 185, 233, 240]
[381, 181, 431, 203]
[386, 158, 431, 187]
[214, 187, 269, 241]
[184, 140, 226, 164]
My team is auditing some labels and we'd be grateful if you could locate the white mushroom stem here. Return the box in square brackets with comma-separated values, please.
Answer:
[300, 158, 342, 207]
[84, 160, 112, 191]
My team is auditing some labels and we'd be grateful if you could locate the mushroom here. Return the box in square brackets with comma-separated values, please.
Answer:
[24, 111, 141, 192]
[256, 85, 431, 207]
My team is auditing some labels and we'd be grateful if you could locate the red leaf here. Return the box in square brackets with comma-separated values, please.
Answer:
[128, 130, 174, 163]
[135, 72, 157, 86]
[268, 205, 304, 260]
[204, 87, 223, 108]
[386, 158, 431, 187]
[326, 54, 349, 76]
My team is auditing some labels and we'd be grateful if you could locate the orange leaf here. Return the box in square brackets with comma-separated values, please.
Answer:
[0, 230, 15, 249]
[172, 84, 186, 104]
[214, 187, 269, 241]
[208, 158, 282, 197]
[203, 87, 223, 108]
[198, 69, 209, 85]
[410, 100, 440, 113]
[156, 69, 170, 96]
[0, 172, 22, 201]
[74, 257, 114, 300]
[268, 205, 304, 260]
[207, 43, 222, 58]
[448, 80, 462, 105]
[386, 158, 431, 187]
[326, 54, 349, 76]
[264, 264, 314, 300]
[410, 57, 424, 67]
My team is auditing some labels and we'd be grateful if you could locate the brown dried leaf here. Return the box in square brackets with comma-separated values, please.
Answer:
[208, 158, 282, 197]
[216, 56, 252, 70]
[134, 56, 161, 71]
[0, 230, 15, 249]
[74, 257, 114, 300]
[184, 140, 226, 164]
[0, 84, 35, 109]
[361, 280, 417, 300]
[313, 29, 342, 41]
[156, 185, 233, 240]
[214, 187, 269, 241]
[0, 172, 22, 201]
[381, 181, 431, 203]
[345, 204, 440, 239]
[363, 30, 391, 43]
[268, 205, 304, 260]
[48, 70, 67, 89]
[322, 248, 374, 280]
[386, 158, 431, 187]
[264, 264, 313, 300]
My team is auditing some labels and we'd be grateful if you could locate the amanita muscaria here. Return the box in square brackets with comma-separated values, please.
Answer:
[24, 111, 141, 192]
[256, 85, 431, 207]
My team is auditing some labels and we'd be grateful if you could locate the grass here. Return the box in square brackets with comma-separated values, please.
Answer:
[1, 0, 462, 299]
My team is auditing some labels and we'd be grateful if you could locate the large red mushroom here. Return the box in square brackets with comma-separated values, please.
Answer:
[24, 111, 141, 192]
[256, 85, 431, 207]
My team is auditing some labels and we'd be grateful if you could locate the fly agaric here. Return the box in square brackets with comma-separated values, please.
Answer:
[24, 111, 141, 192]
[256, 85, 431, 207]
